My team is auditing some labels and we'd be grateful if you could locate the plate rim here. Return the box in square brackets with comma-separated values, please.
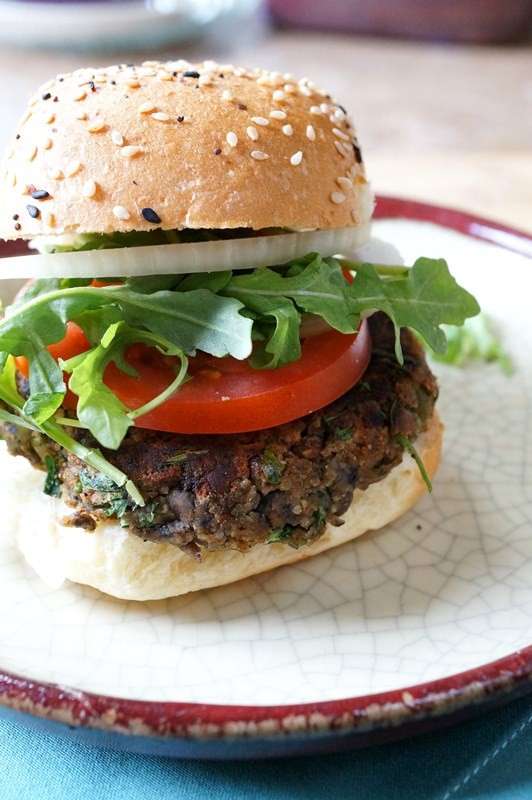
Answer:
[1, 195, 531, 745]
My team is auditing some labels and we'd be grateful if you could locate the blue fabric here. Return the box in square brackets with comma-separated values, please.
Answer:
[2, 694, 532, 800]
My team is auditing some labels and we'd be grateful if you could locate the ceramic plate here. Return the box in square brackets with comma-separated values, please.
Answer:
[0, 198, 531, 759]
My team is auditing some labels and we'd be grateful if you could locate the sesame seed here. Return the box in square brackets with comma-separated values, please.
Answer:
[42, 92, 52, 101]
[336, 176, 353, 191]
[26, 205, 40, 219]
[309, 106, 322, 115]
[213, 147, 222, 155]
[113, 205, 130, 221]
[12, 214, 19, 220]
[31, 189, 50, 200]
[353, 143, 363, 163]
[333, 127, 350, 141]
[198, 75, 212, 86]
[320, 103, 330, 113]
[64, 160, 81, 177]
[42, 138, 53, 150]
[284, 83, 297, 94]
[138, 102, 156, 114]
[269, 109, 287, 120]
[251, 116, 269, 127]
[111, 130, 124, 146]
[290, 150, 303, 166]
[221, 90, 233, 101]
[250, 150, 269, 160]
[282, 124, 293, 136]
[87, 119, 107, 133]
[299, 85, 312, 97]
[82, 179, 97, 198]
[151, 112, 170, 122]
[76, 111, 88, 121]
[141, 207, 161, 224]
[26, 145, 37, 162]
[127, 80, 141, 89]
[14, 223, 21, 231]
[226, 131, 238, 147]
[306, 124, 316, 141]
[49, 168, 63, 180]
[45, 212, 56, 227]
[330, 191, 346, 204]
[183, 70, 200, 78]
[176, 115, 185, 123]
[120, 145, 144, 158]
[272, 89, 285, 102]
[246, 126, 259, 141]
[333, 108, 346, 121]
[44, 112, 55, 124]
[334, 141, 347, 157]
[73, 90, 87, 102]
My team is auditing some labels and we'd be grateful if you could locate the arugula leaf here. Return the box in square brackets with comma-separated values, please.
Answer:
[396, 434, 432, 492]
[248, 297, 301, 368]
[0, 357, 144, 505]
[177, 271, 232, 293]
[64, 322, 189, 450]
[225, 254, 356, 334]
[110, 286, 252, 359]
[344, 258, 480, 361]
[427, 314, 513, 374]
[64, 323, 133, 450]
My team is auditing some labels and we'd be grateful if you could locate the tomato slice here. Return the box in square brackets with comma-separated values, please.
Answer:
[18, 310, 371, 435]
[99, 322, 371, 434]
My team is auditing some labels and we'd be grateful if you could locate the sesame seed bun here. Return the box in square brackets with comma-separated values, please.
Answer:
[4, 413, 442, 601]
[0, 60, 373, 241]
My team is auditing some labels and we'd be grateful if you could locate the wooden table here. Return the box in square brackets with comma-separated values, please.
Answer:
[0, 31, 530, 232]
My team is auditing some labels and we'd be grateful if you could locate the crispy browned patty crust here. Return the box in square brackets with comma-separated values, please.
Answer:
[2, 315, 438, 556]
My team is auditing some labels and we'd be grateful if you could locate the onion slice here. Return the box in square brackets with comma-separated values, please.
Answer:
[0, 225, 371, 280]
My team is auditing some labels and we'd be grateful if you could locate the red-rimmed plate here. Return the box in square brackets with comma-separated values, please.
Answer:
[0, 197, 531, 759]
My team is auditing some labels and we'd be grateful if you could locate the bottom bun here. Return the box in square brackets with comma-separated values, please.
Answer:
[3, 412, 442, 601]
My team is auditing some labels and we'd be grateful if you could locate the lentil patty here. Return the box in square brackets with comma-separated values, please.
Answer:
[1, 315, 438, 556]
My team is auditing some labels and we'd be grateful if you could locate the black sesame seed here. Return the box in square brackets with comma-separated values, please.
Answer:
[15, 134, 20, 140]
[42, 92, 51, 101]
[89, 81, 96, 92]
[53, 96, 59, 103]
[339, 104, 347, 114]
[219, 73, 224, 79]
[183, 70, 200, 79]
[14, 223, 21, 231]
[177, 115, 185, 123]
[141, 207, 161, 225]
[31, 189, 50, 200]
[353, 143, 363, 164]
[238, 103, 247, 111]
[172, 71, 178, 77]
[213, 147, 222, 155]
[59, 77, 64, 83]
[12, 214, 19, 221]
[111, 80, 116, 85]
[26, 205, 40, 219]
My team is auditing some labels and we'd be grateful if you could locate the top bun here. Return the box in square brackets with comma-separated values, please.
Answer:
[0, 60, 372, 240]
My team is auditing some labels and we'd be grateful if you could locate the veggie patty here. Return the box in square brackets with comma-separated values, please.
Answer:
[2, 314, 437, 557]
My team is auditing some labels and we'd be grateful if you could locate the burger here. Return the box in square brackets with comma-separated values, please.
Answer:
[0, 60, 479, 601]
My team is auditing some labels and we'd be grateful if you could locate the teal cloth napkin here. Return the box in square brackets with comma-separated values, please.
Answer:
[2, 693, 532, 800]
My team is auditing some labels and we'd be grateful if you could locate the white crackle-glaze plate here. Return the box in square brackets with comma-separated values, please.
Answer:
[0, 198, 531, 759]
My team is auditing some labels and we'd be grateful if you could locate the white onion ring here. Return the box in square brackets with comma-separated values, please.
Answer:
[0, 225, 371, 280]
